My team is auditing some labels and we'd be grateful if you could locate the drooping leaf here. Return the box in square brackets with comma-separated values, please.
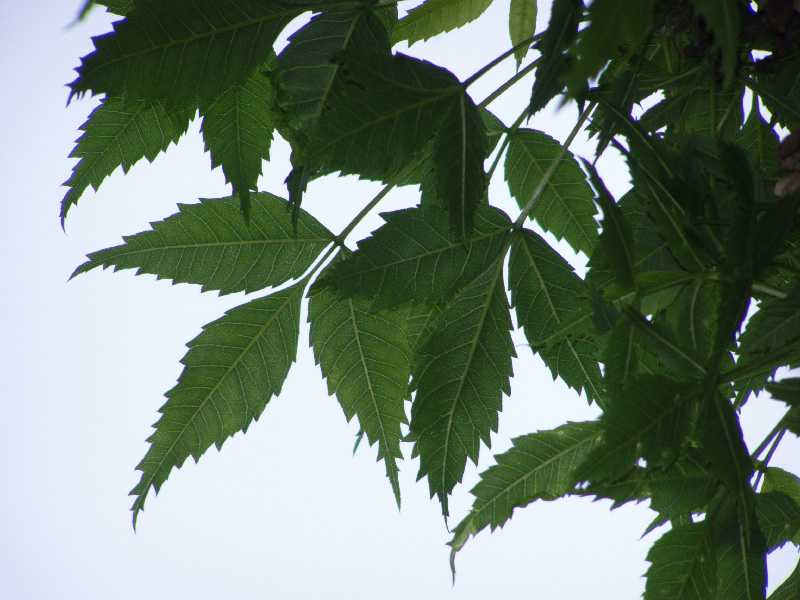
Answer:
[433, 93, 487, 241]
[527, 0, 582, 115]
[69, 0, 303, 107]
[690, 0, 740, 88]
[61, 97, 195, 223]
[409, 261, 515, 516]
[308, 267, 412, 508]
[391, 0, 493, 46]
[755, 491, 800, 552]
[315, 204, 511, 309]
[130, 282, 305, 527]
[508, 229, 603, 403]
[644, 521, 716, 600]
[71, 193, 333, 295]
[272, 9, 391, 128]
[304, 48, 459, 181]
[505, 128, 598, 255]
[738, 289, 800, 362]
[508, 0, 537, 68]
[200, 61, 276, 220]
[448, 421, 602, 564]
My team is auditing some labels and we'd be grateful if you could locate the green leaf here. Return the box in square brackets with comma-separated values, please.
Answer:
[409, 260, 515, 516]
[765, 382, 800, 408]
[448, 421, 602, 564]
[769, 558, 800, 600]
[752, 51, 800, 131]
[70, 0, 302, 107]
[200, 62, 276, 220]
[508, 230, 603, 404]
[508, 0, 537, 68]
[305, 49, 459, 182]
[315, 204, 511, 309]
[391, 0, 493, 46]
[505, 128, 598, 255]
[130, 282, 305, 527]
[406, 303, 444, 355]
[738, 289, 800, 362]
[644, 521, 716, 600]
[308, 270, 412, 508]
[714, 496, 767, 600]
[61, 97, 195, 223]
[71, 193, 333, 295]
[433, 93, 488, 241]
[527, 0, 582, 115]
[690, 0, 740, 88]
[272, 9, 390, 127]
[646, 449, 718, 516]
[763, 469, 800, 544]
[96, 0, 133, 15]
[755, 491, 800, 552]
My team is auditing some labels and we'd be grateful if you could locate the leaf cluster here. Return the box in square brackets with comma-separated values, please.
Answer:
[65, 0, 800, 596]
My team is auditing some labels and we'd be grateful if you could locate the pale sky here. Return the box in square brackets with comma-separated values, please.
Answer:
[1, 1, 798, 598]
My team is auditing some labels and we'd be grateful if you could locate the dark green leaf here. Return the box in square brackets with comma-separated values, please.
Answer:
[449, 421, 602, 563]
[70, 0, 302, 107]
[754, 51, 800, 131]
[505, 128, 598, 255]
[739, 289, 800, 362]
[647, 449, 718, 516]
[406, 303, 444, 355]
[71, 194, 333, 295]
[736, 105, 780, 174]
[315, 204, 510, 309]
[755, 491, 800, 552]
[391, 0, 493, 46]
[409, 261, 515, 516]
[714, 496, 767, 600]
[130, 282, 305, 527]
[689, 0, 740, 88]
[308, 271, 412, 508]
[766, 380, 800, 408]
[61, 97, 195, 223]
[509, 229, 603, 403]
[200, 61, 276, 219]
[644, 521, 716, 600]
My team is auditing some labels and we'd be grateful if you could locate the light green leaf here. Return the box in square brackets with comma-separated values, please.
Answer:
[391, 0, 493, 46]
[71, 193, 333, 295]
[409, 261, 515, 516]
[308, 272, 411, 508]
[644, 521, 716, 600]
[200, 62, 276, 219]
[130, 282, 305, 527]
[406, 303, 444, 355]
[61, 97, 195, 223]
[505, 128, 598, 255]
[509, 230, 603, 404]
[755, 492, 800, 552]
[433, 93, 487, 241]
[315, 204, 511, 309]
[70, 0, 302, 107]
[449, 421, 602, 565]
[508, 0, 537, 68]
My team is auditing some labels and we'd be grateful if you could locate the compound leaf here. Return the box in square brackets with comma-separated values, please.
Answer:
[505, 128, 598, 255]
[130, 281, 305, 527]
[61, 97, 195, 223]
[72, 193, 332, 295]
[409, 261, 515, 516]
[391, 0, 493, 46]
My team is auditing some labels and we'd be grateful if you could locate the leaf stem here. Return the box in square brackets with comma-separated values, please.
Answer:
[512, 102, 595, 231]
[485, 108, 528, 182]
[477, 58, 539, 110]
[464, 35, 540, 90]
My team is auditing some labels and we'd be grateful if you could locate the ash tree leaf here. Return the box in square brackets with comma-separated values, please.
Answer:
[409, 261, 515, 517]
[508, 0, 537, 68]
[646, 449, 718, 517]
[69, 0, 303, 107]
[432, 92, 488, 241]
[644, 521, 716, 600]
[61, 97, 195, 223]
[406, 303, 444, 355]
[527, 0, 583, 115]
[315, 204, 511, 309]
[130, 281, 305, 527]
[738, 289, 800, 362]
[391, 0, 493, 46]
[505, 128, 598, 255]
[714, 496, 767, 600]
[305, 49, 460, 182]
[448, 421, 602, 565]
[308, 266, 412, 508]
[272, 8, 391, 128]
[71, 193, 333, 295]
[755, 491, 800, 552]
[508, 229, 603, 404]
[690, 0, 740, 88]
[200, 61, 276, 220]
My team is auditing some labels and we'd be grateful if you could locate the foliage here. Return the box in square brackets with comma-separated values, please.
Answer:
[65, 0, 800, 596]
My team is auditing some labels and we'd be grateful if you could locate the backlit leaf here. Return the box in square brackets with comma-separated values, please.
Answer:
[391, 0, 493, 46]
[755, 492, 800, 552]
[508, 0, 537, 68]
[738, 289, 800, 362]
[72, 193, 333, 295]
[130, 282, 305, 527]
[644, 521, 716, 600]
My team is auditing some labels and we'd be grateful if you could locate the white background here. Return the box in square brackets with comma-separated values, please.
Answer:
[1, 1, 798, 598]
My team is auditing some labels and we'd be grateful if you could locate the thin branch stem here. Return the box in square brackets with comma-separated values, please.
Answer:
[464, 35, 540, 89]
[485, 108, 528, 183]
[477, 58, 539, 110]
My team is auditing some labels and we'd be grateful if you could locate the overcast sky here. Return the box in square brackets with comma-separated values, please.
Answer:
[1, 1, 798, 598]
